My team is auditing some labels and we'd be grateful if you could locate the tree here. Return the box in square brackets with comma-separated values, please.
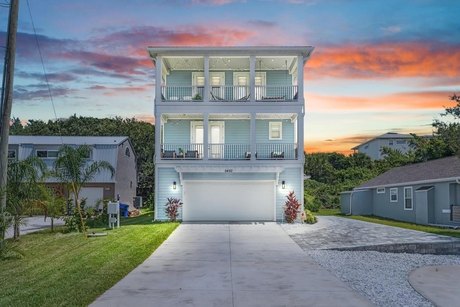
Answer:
[35, 185, 66, 232]
[54, 145, 114, 237]
[6, 157, 47, 240]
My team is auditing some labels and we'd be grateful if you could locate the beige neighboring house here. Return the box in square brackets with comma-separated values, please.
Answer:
[8, 136, 137, 208]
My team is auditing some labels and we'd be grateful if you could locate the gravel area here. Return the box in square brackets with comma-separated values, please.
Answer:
[307, 250, 460, 307]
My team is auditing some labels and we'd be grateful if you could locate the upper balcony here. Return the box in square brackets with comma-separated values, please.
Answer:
[148, 46, 314, 106]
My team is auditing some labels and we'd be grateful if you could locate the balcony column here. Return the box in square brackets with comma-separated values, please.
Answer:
[297, 55, 304, 102]
[204, 56, 210, 101]
[203, 112, 209, 160]
[249, 55, 256, 102]
[250, 112, 256, 161]
[155, 115, 162, 163]
[155, 56, 162, 103]
[297, 113, 304, 163]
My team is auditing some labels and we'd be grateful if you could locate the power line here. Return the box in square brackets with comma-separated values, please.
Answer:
[25, 0, 63, 144]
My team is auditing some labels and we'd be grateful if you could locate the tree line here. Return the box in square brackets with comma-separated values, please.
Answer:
[304, 94, 460, 211]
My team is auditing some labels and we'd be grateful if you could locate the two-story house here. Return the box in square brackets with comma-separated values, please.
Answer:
[352, 132, 429, 160]
[8, 136, 137, 208]
[148, 46, 314, 221]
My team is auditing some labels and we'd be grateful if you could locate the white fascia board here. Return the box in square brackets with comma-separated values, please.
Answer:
[148, 46, 314, 59]
[355, 176, 460, 190]
[175, 165, 284, 173]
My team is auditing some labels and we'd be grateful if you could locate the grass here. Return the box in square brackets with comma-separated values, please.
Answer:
[0, 210, 178, 306]
[315, 208, 341, 216]
[344, 215, 460, 238]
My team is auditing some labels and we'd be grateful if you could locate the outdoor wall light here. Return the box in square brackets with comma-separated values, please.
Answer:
[173, 181, 177, 190]
[282, 180, 286, 189]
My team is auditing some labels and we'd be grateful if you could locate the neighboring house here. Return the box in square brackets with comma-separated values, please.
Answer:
[8, 136, 137, 207]
[352, 132, 420, 160]
[341, 156, 460, 226]
[148, 46, 314, 221]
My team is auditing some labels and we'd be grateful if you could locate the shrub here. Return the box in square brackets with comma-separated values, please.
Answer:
[304, 209, 317, 224]
[283, 191, 301, 223]
[165, 197, 182, 222]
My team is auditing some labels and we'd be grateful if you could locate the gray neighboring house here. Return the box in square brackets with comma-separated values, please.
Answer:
[341, 156, 460, 226]
[8, 136, 137, 208]
[353, 132, 422, 160]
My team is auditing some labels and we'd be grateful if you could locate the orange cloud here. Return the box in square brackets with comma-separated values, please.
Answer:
[307, 42, 460, 79]
[307, 91, 453, 112]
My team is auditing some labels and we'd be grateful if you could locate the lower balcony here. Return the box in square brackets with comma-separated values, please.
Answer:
[160, 143, 298, 161]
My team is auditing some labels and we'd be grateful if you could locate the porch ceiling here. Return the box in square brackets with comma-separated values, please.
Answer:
[161, 113, 297, 120]
[163, 56, 296, 71]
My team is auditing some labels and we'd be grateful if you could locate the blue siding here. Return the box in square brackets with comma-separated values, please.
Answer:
[167, 71, 192, 86]
[266, 71, 292, 86]
[224, 120, 250, 144]
[256, 119, 294, 143]
[276, 167, 303, 222]
[156, 167, 182, 220]
[164, 120, 191, 144]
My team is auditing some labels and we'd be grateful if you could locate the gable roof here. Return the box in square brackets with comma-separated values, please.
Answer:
[352, 132, 413, 150]
[357, 156, 460, 189]
[8, 135, 129, 146]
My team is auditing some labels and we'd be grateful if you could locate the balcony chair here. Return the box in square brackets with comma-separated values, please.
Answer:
[210, 92, 225, 101]
[238, 94, 250, 101]
[245, 152, 251, 159]
[271, 151, 285, 159]
[293, 91, 298, 100]
[185, 150, 199, 159]
[162, 150, 176, 159]
[262, 95, 285, 100]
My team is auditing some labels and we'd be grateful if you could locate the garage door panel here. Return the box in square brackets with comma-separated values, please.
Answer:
[183, 181, 274, 221]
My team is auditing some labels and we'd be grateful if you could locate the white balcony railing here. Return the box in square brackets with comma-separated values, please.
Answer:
[160, 143, 298, 160]
[161, 144, 203, 159]
[255, 143, 297, 160]
[160, 85, 298, 102]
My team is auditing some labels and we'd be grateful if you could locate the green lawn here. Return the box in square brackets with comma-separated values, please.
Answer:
[0, 210, 178, 306]
[344, 215, 460, 238]
[315, 208, 342, 216]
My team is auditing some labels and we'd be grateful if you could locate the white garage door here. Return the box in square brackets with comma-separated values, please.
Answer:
[79, 187, 104, 208]
[183, 181, 275, 221]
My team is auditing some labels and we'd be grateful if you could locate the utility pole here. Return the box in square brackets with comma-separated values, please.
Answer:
[0, 0, 19, 215]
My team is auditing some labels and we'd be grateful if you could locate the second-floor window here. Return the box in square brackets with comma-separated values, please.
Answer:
[36, 150, 59, 158]
[269, 122, 283, 140]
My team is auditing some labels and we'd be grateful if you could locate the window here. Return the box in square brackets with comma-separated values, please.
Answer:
[36, 150, 59, 158]
[376, 187, 385, 194]
[404, 187, 413, 210]
[7, 150, 16, 160]
[389, 140, 394, 146]
[396, 140, 406, 145]
[269, 122, 282, 140]
[125, 147, 130, 157]
[390, 188, 398, 202]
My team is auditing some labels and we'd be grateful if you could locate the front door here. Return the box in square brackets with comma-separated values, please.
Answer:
[191, 121, 224, 159]
[209, 122, 224, 159]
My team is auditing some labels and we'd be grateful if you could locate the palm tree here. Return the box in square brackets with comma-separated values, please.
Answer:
[7, 156, 47, 240]
[54, 145, 114, 237]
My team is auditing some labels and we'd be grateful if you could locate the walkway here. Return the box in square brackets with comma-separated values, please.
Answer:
[5, 216, 64, 239]
[91, 223, 372, 307]
[283, 216, 459, 250]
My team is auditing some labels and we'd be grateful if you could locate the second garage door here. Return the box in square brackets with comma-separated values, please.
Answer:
[182, 180, 275, 221]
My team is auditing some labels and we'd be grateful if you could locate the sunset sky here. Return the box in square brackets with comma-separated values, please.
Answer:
[1, 0, 459, 153]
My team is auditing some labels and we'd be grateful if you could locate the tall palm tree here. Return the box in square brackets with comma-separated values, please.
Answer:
[7, 156, 47, 240]
[54, 145, 114, 237]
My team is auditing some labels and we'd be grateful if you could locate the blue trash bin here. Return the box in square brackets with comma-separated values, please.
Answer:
[119, 203, 129, 218]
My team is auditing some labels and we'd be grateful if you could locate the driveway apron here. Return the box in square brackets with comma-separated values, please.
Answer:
[91, 223, 372, 307]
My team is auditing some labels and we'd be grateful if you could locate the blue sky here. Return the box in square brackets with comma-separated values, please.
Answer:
[1, 0, 459, 152]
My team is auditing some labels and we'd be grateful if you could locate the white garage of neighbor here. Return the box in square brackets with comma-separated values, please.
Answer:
[182, 180, 275, 221]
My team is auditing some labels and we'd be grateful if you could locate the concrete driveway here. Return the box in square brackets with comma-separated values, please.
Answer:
[92, 223, 372, 307]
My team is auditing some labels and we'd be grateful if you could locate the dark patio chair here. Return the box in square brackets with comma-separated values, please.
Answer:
[271, 151, 284, 159]
[210, 92, 224, 101]
[185, 150, 198, 159]
[245, 152, 251, 159]
[238, 94, 250, 101]
[162, 150, 176, 159]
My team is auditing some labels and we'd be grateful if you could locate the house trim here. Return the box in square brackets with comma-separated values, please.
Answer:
[403, 186, 413, 211]
[356, 176, 460, 190]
